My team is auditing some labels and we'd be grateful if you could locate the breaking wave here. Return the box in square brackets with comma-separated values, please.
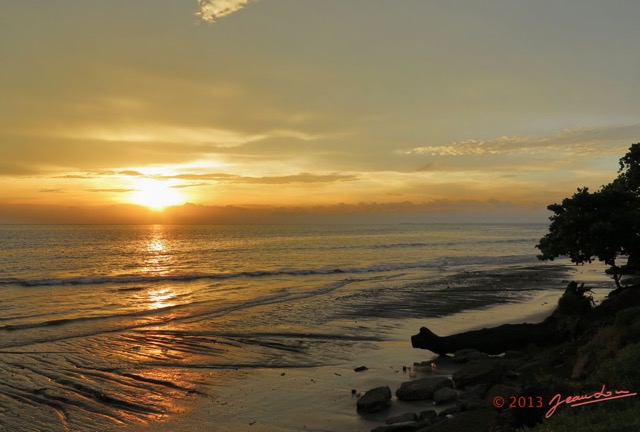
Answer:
[4, 254, 536, 287]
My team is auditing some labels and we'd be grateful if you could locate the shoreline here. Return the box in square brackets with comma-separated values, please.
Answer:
[130, 288, 608, 432]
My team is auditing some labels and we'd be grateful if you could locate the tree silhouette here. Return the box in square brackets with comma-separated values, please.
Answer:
[537, 143, 640, 289]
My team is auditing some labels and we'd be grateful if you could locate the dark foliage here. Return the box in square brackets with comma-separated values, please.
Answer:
[537, 143, 640, 288]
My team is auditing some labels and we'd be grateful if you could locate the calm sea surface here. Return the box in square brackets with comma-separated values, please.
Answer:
[0, 224, 580, 430]
[1, 224, 558, 338]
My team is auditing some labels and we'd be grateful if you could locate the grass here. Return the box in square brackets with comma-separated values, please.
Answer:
[522, 306, 640, 432]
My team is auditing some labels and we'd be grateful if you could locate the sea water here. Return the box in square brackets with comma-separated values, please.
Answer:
[0, 224, 595, 430]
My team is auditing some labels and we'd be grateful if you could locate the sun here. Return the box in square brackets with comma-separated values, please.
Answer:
[129, 179, 185, 210]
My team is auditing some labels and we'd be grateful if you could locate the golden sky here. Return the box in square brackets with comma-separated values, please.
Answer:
[1, 1, 639, 223]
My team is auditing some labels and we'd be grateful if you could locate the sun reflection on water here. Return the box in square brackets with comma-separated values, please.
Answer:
[147, 287, 176, 310]
[139, 227, 179, 310]
[142, 226, 173, 276]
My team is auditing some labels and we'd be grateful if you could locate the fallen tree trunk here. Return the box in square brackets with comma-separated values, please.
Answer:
[411, 320, 556, 355]
[411, 282, 595, 355]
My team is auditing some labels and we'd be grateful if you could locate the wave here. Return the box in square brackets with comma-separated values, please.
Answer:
[4, 254, 537, 288]
[0, 304, 183, 332]
[277, 237, 539, 253]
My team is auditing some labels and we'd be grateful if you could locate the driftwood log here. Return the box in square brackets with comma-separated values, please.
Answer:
[411, 321, 555, 355]
[411, 282, 594, 355]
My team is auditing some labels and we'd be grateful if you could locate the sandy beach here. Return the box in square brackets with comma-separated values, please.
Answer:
[127, 286, 610, 432]
[0, 225, 615, 432]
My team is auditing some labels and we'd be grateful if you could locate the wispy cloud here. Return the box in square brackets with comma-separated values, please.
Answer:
[196, 0, 255, 23]
[407, 124, 640, 157]
[119, 170, 144, 176]
[88, 188, 135, 193]
[234, 173, 357, 185]
[169, 182, 209, 189]
[163, 172, 357, 185]
[53, 170, 357, 187]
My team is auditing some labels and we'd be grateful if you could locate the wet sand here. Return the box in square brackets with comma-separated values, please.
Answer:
[129, 287, 610, 432]
[1, 262, 612, 431]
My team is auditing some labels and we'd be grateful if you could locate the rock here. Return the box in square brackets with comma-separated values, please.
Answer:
[357, 386, 392, 413]
[461, 383, 489, 399]
[372, 421, 421, 432]
[437, 405, 461, 417]
[516, 359, 544, 381]
[457, 392, 487, 411]
[413, 361, 436, 371]
[386, 412, 418, 424]
[355, 366, 369, 372]
[396, 377, 453, 401]
[504, 350, 527, 359]
[418, 409, 437, 421]
[416, 409, 498, 432]
[452, 349, 488, 363]
[485, 384, 520, 408]
[452, 359, 506, 388]
[433, 387, 458, 404]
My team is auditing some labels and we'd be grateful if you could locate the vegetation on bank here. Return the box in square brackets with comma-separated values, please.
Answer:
[537, 143, 640, 289]
[526, 143, 640, 432]
[523, 305, 640, 432]
[390, 145, 640, 432]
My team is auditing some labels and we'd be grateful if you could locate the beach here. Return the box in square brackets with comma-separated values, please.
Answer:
[0, 224, 612, 431]
[123, 287, 612, 432]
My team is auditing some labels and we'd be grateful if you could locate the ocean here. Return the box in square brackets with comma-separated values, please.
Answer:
[0, 224, 599, 431]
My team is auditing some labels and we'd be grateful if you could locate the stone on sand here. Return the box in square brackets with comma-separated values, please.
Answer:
[452, 359, 506, 388]
[433, 387, 458, 404]
[386, 412, 418, 424]
[395, 376, 453, 401]
[356, 386, 392, 413]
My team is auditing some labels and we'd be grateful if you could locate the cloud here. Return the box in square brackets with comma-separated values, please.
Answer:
[0, 199, 548, 225]
[55, 174, 98, 179]
[408, 124, 640, 157]
[233, 173, 357, 185]
[166, 173, 237, 181]
[154, 172, 357, 184]
[196, 0, 255, 23]
[88, 188, 135, 193]
[68, 125, 268, 148]
[40, 189, 65, 193]
[0, 163, 40, 176]
[169, 182, 209, 189]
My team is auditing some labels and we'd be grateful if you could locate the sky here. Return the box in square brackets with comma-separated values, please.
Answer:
[1, 0, 639, 224]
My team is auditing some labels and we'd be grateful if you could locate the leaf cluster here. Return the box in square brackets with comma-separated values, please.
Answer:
[536, 144, 640, 280]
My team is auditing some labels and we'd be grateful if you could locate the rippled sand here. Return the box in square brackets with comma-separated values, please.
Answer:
[1, 263, 601, 431]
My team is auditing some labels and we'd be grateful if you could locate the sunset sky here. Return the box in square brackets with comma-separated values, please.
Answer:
[1, 0, 639, 223]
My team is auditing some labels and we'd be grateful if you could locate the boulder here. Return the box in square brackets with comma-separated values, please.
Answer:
[372, 422, 421, 432]
[386, 412, 418, 424]
[418, 409, 437, 421]
[452, 349, 488, 363]
[485, 383, 521, 408]
[357, 386, 392, 413]
[396, 377, 453, 401]
[416, 409, 498, 432]
[437, 405, 462, 417]
[452, 359, 506, 388]
[433, 387, 458, 404]
[504, 350, 527, 359]
[457, 392, 487, 411]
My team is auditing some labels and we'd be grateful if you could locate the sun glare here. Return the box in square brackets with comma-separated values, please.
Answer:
[129, 179, 184, 210]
